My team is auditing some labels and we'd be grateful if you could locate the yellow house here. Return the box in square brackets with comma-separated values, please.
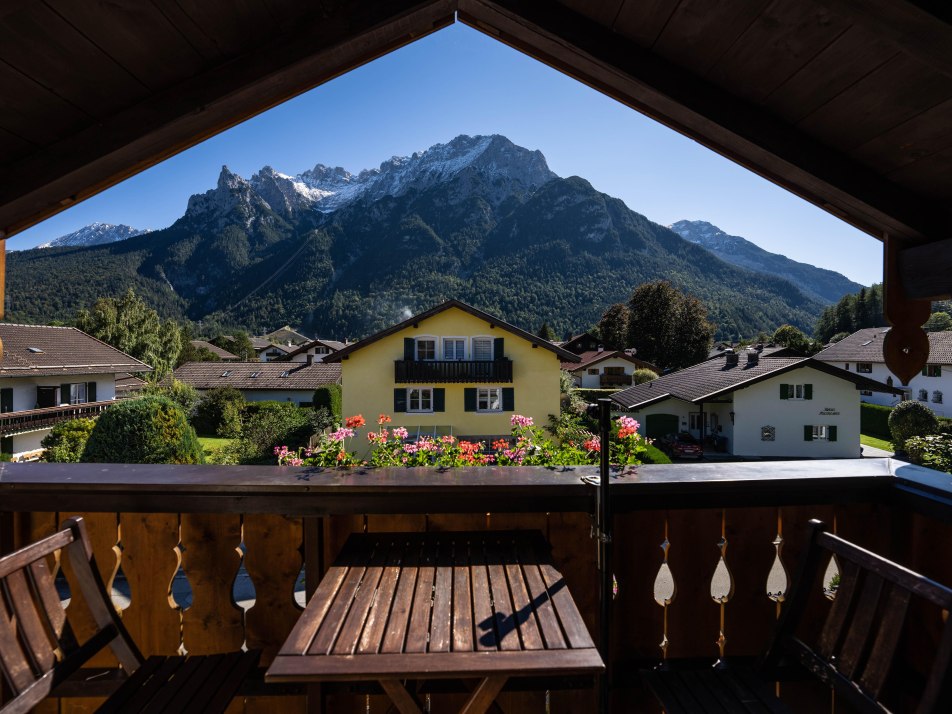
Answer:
[324, 300, 579, 449]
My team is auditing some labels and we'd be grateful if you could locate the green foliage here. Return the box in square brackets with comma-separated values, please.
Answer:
[312, 384, 342, 424]
[904, 434, 952, 473]
[888, 400, 939, 451]
[642, 443, 672, 464]
[771, 324, 821, 355]
[232, 402, 319, 464]
[144, 378, 199, 416]
[628, 281, 715, 370]
[41, 418, 96, 463]
[81, 396, 204, 464]
[192, 387, 245, 437]
[597, 303, 630, 351]
[814, 284, 885, 344]
[829, 332, 849, 343]
[212, 331, 255, 360]
[924, 312, 952, 332]
[177, 341, 221, 365]
[536, 322, 555, 340]
[631, 368, 659, 385]
[861, 403, 893, 441]
[75, 288, 182, 376]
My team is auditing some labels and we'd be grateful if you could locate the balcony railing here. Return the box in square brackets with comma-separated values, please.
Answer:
[394, 358, 513, 383]
[0, 400, 113, 436]
[600, 373, 632, 387]
[0, 458, 948, 713]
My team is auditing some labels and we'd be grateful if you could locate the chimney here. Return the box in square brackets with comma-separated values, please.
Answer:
[747, 350, 759, 366]
[306, 354, 313, 366]
[597, 344, 604, 353]
[726, 352, 739, 366]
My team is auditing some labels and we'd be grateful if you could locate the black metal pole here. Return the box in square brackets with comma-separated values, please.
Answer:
[598, 398, 612, 714]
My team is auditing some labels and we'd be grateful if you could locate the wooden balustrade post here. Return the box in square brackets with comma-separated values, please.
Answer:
[597, 399, 612, 714]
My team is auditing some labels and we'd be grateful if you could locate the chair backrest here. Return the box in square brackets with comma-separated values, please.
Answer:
[0, 517, 143, 714]
[763, 519, 952, 714]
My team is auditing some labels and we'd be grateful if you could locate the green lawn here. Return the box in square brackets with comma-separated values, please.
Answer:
[198, 436, 232, 453]
[860, 434, 893, 452]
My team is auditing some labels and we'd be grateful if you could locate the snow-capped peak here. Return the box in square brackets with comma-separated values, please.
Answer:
[38, 222, 150, 249]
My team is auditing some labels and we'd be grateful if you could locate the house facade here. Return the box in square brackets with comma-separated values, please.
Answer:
[561, 350, 657, 389]
[325, 300, 578, 448]
[611, 351, 898, 459]
[173, 362, 340, 406]
[0, 324, 150, 459]
[815, 328, 952, 418]
[284, 339, 349, 364]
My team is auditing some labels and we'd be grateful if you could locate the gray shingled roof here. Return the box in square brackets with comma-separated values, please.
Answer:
[0, 324, 151, 377]
[611, 354, 898, 409]
[190, 340, 238, 360]
[173, 361, 340, 390]
[816, 327, 952, 365]
[560, 350, 657, 372]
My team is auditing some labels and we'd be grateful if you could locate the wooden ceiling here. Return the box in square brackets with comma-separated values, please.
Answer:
[1, 0, 951, 297]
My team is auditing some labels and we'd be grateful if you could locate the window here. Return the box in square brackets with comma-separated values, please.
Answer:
[250, 371, 261, 378]
[924, 364, 942, 377]
[280, 370, 290, 378]
[58, 382, 94, 405]
[761, 426, 775, 442]
[443, 338, 466, 360]
[856, 363, 872, 373]
[416, 338, 436, 361]
[860, 390, 873, 396]
[221, 370, 232, 377]
[901, 389, 912, 401]
[934, 391, 944, 404]
[27, 347, 44, 354]
[472, 337, 493, 361]
[919, 389, 929, 401]
[476, 387, 502, 412]
[587, 368, 599, 375]
[408, 387, 433, 413]
[688, 413, 707, 431]
[844, 363, 850, 371]
[805, 425, 838, 442]
[67, 383, 86, 405]
[780, 383, 812, 400]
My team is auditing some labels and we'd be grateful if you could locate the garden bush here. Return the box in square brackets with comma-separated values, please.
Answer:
[642, 443, 672, 464]
[631, 368, 659, 385]
[888, 400, 939, 450]
[233, 402, 320, 464]
[312, 384, 342, 424]
[192, 386, 245, 437]
[41, 418, 96, 463]
[904, 434, 952, 473]
[82, 396, 204, 464]
[861, 403, 893, 440]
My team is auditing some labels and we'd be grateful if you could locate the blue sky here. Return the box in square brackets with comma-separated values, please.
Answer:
[11, 24, 881, 286]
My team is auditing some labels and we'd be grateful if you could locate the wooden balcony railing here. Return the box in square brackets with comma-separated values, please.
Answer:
[394, 358, 513, 383]
[1, 459, 949, 713]
[0, 400, 113, 436]
[600, 374, 632, 387]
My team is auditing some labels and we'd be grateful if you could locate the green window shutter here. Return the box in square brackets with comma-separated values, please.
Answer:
[404, 338, 415, 361]
[804, 384, 813, 400]
[922, 367, 927, 376]
[464, 388, 477, 412]
[780, 384, 789, 400]
[60, 383, 71, 405]
[393, 389, 407, 413]
[829, 425, 837, 442]
[804, 425, 813, 441]
[502, 388, 515, 411]
[433, 388, 445, 412]
[0, 388, 12, 413]
[494, 337, 505, 360]
[87, 381, 97, 403]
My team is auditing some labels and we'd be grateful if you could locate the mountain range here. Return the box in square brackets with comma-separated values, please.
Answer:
[8, 135, 859, 340]
[36, 222, 150, 249]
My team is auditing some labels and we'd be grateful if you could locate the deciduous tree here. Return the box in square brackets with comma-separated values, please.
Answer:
[627, 281, 715, 370]
[597, 303, 630, 351]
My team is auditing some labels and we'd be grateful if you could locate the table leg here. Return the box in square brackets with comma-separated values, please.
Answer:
[380, 680, 424, 714]
[459, 676, 508, 714]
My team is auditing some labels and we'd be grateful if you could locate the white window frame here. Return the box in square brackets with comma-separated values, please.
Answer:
[811, 425, 829, 441]
[688, 412, 707, 431]
[784, 384, 807, 400]
[471, 336, 494, 361]
[476, 387, 503, 413]
[415, 337, 437, 361]
[442, 337, 467, 361]
[856, 363, 873, 374]
[68, 383, 87, 405]
[407, 387, 434, 413]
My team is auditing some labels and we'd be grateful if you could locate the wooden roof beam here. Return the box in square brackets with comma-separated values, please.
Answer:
[0, 0, 455, 239]
[458, 0, 951, 246]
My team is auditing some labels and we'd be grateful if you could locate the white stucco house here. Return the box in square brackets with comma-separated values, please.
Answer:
[815, 328, 952, 418]
[0, 324, 151, 460]
[173, 361, 340, 406]
[283, 338, 349, 364]
[610, 349, 899, 459]
[561, 349, 658, 389]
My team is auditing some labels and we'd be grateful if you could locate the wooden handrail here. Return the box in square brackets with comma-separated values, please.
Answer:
[394, 359, 513, 383]
[0, 400, 113, 436]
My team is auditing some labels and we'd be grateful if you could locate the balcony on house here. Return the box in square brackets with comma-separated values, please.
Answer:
[0, 400, 112, 437]
[599, 373, 632, 388]
[394, 358, 513, 383]
[1, 458, 948, 713]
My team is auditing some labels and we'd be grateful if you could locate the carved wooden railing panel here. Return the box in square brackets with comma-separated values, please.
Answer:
[0, 400, 112, 436]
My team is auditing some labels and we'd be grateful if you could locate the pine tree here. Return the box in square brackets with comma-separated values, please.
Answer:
[536, 322, 556, 341]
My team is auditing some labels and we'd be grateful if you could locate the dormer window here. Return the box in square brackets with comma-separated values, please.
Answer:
[250, 371, 262, 378]
[280, 370, 290, 378]
[221, 370, 232, 377]
[27, 347, 44, 353]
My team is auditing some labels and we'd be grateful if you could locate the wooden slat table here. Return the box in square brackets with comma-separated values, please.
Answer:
[266, 530, 603, 714]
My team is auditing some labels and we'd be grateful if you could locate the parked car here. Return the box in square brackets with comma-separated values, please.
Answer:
[660, 432, 703, 459]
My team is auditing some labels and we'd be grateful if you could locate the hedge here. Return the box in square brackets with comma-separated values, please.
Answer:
[575, 388, 621, 404]
[860, 403, 892, 440]
[642, 443, 672, 465]
[313, 384, 342, 423]
[82, 396, 204, 464]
